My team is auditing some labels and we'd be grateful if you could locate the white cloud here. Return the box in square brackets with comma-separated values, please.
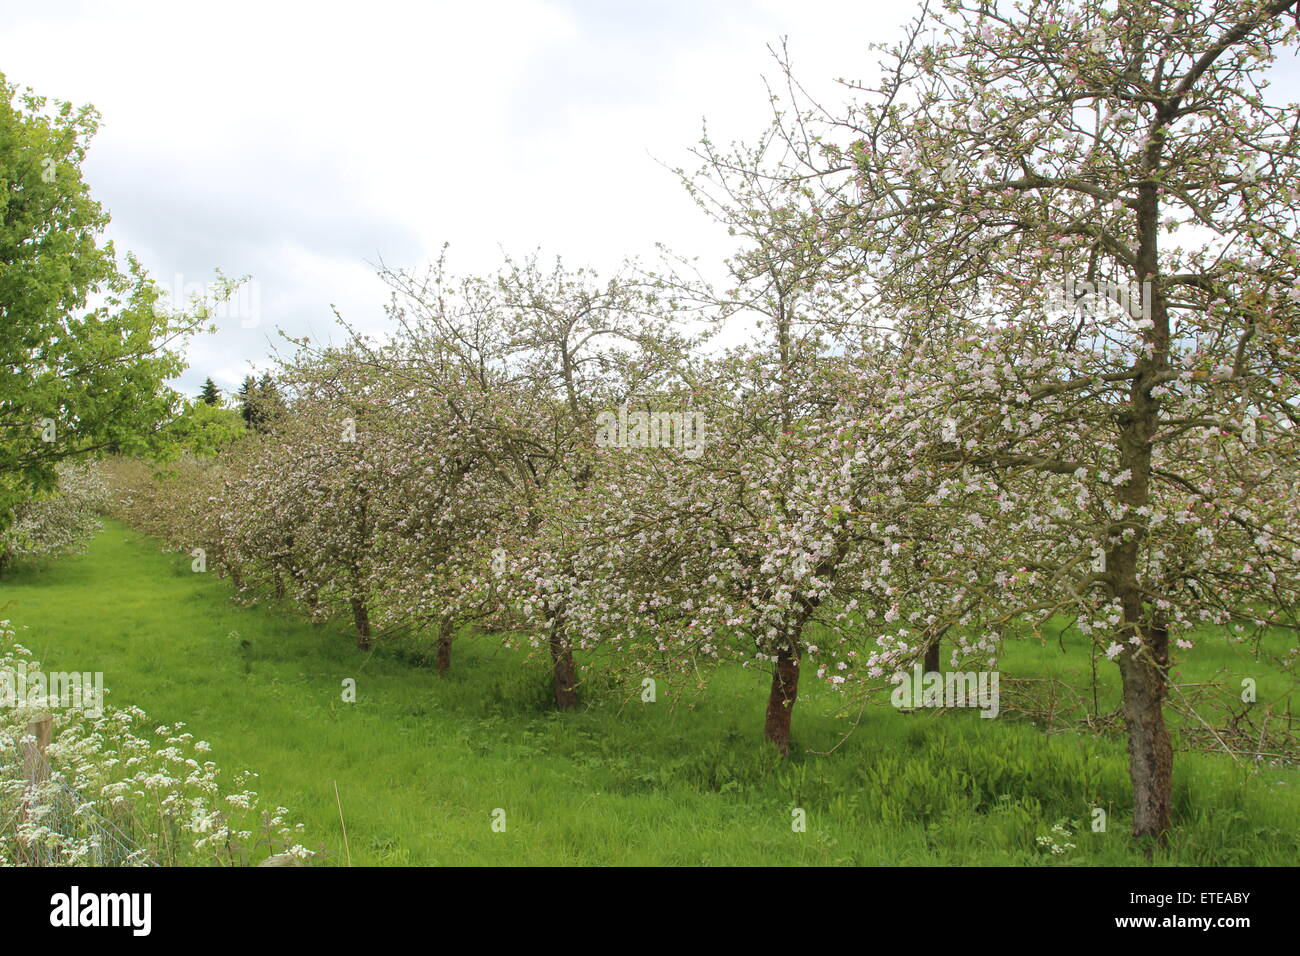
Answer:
[0, 0, 912, 393]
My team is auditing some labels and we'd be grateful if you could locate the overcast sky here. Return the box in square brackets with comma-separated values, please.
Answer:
[0, 0, 918, 396]
[5, 1, 1298, 399]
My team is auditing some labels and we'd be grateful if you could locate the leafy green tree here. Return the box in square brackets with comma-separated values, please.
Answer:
[164, 400, 248, 456]
[0, 74, 209, 531]
[237, 374, 287, 433]
[199, 378, 221, 406]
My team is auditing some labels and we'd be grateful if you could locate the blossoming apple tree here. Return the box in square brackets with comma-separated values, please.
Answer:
[749, 0, 1300, 842]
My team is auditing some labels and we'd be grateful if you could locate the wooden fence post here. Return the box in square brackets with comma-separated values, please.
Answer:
[22, 714, 52, 788]
[18, 714, 53, 866]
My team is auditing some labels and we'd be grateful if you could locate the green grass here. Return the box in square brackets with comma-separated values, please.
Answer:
[1, 519, 1296, 865]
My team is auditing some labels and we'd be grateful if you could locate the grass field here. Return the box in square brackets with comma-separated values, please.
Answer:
[1, 519, 1296, 865]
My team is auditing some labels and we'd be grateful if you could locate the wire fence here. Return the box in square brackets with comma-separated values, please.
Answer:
[0, 727, 155, 867]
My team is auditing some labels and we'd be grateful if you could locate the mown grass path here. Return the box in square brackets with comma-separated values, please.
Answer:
[2, 519, 1295, 865]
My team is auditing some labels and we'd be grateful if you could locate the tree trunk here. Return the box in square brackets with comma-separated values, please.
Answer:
[764, 642, 800, 756]
[1119, 622, 1172, 846]
[1117, 121, 1173, 848]
[923, 633, 941, 674]
[1111, 378, 1173, 846]
[548, 614, 578, 710]
[435, 621, 453, 674]
[351, 597, 372, 651]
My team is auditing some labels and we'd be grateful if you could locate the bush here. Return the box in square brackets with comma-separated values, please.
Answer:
[0, 463, 108, 574]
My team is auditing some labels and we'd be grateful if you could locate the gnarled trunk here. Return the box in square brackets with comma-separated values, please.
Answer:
[548, 612, 578, 710]
[1119, 621, 1172, 845]
[923, 633, 941, 674]
[351, 597, 372, 651]
[436, 621, 453, 673]
[1114, 132, 1173, 848]
[764, 641, 800, 756]
[1112, 389, 1172, 846]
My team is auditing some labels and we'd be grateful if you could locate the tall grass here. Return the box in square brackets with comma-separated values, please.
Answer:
[1, 519, 1294, 865]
